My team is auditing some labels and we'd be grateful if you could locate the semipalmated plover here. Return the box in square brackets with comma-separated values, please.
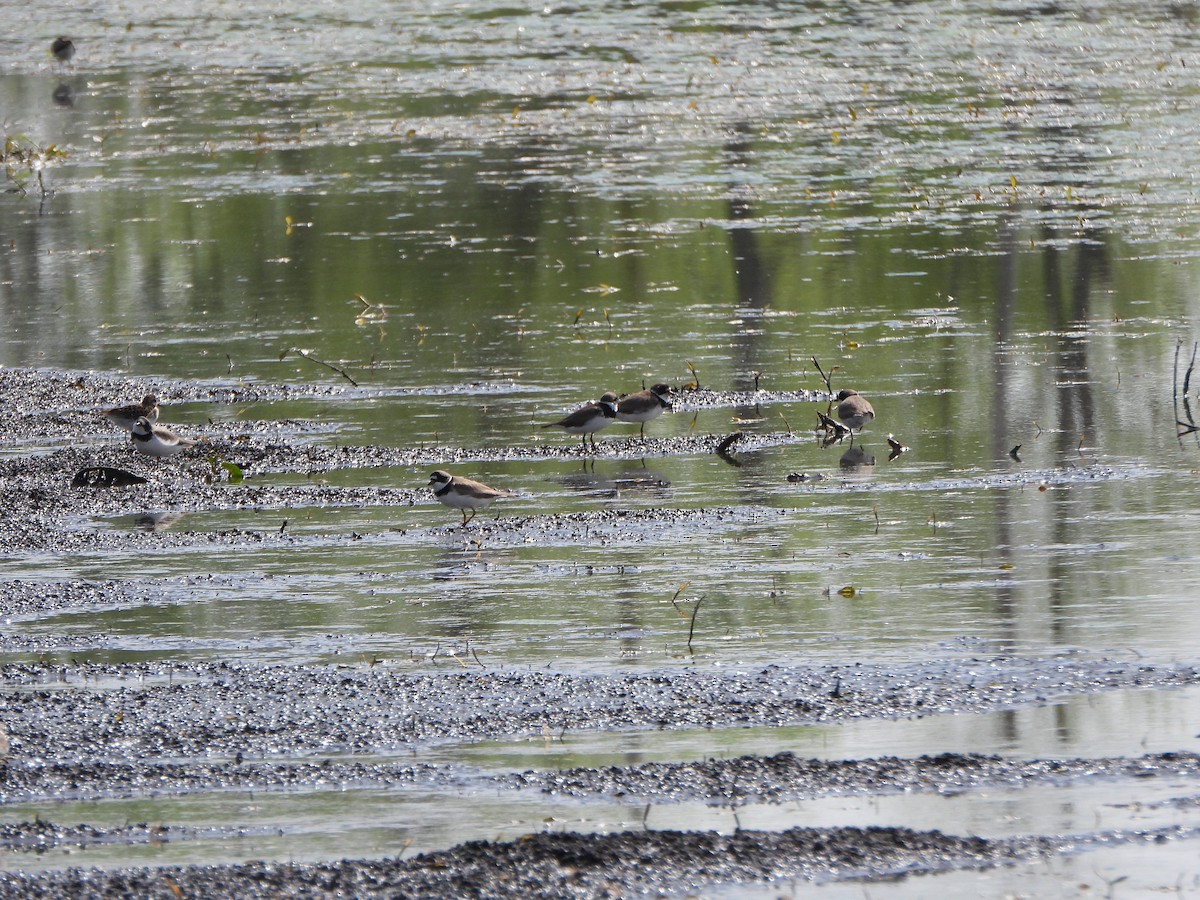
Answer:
[103, 394, 160, 433]
[834, 389, 875, 437]
[542, 392, 618, 450]
[131, 416, 196, 458]
[616, 383, 673, 439]
[428, 470, 513, 524]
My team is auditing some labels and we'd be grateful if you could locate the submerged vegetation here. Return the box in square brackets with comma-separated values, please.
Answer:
[1, 135, 65, 197]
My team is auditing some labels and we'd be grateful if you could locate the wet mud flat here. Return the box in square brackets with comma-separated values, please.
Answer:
[0, 825, 1193, 899]
[2, 657, 1199, 897]
[2, 366, 1200, 896]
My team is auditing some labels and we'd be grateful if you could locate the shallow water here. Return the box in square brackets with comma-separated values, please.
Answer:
[5, 0, 1200, 890]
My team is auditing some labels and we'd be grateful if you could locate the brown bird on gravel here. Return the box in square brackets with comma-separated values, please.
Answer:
[616, 383, 673, 440]
[542, 392, 619, 450]
[102, 394, 160, 433]
[131, 417, 197, 458]
[428, 470, 514, 525]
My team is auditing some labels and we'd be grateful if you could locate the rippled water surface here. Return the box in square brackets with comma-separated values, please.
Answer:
[5, 0, 1200, 891]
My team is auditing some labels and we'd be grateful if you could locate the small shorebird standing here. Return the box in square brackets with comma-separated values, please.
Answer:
[428, 470, 513, 525]
[51, 37, 75, 66]
[130, 416, 196, 458]
[103, 394, 160, 433]
[834, 389, 875, 443]
[542, 392, 618, 450]
[616, 383, 673, 439]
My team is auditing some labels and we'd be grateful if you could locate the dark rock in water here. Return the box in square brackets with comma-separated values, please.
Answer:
[71, 467, 148, 488]
[715, 431, 744, 455]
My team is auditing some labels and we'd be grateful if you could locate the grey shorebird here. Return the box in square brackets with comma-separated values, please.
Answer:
[51, 36, 75, 65]
[834, 389, 874, 441]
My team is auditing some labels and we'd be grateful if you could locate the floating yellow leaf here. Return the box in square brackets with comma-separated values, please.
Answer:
[838, 585, 856, 598]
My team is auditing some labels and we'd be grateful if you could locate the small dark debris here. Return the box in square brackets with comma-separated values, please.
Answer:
[71, 467, 148, 488]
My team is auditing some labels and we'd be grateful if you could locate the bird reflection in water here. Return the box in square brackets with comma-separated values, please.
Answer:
[134, 510, 186, 532]
[432, 545, 499, 581]
[52, 83, 75, 107]
[555, 463, 671, 502]
[838, 446, 876, 472]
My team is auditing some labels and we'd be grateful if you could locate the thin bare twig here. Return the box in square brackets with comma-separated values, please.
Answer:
[687, 597, 704, 651]
[669, 582, 689, 617]
[1183, 341, 1197, 396]
[811, 356, 833, 393]
[287, 348, 359, 387]
[1175, 339, 1199, 439]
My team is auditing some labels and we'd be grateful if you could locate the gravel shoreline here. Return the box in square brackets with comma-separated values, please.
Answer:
[3, 365, 1199, 895]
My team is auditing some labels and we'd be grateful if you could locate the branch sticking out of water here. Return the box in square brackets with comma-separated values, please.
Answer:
[284, 348, 359, 387]
[670, 582, 690, 617]
[1175, 339, 1199, 438]
[811, 356, 834, 394]
[687, 596, 703, 652]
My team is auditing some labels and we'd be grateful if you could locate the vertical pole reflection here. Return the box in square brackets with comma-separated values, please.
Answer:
[725, 121, 774, 408]
[1045, 231, 1106, 646]
[717, 122, 787, 510]
[991, 214, 1020, 653]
